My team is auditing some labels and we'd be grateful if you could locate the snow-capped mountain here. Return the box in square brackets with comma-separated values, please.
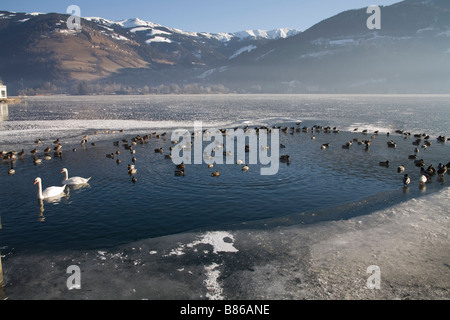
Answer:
[85, 16, 300, 43]
[1, 0, 449, 94]
[0, 10, 301, 94]
[206, 0, 450, 93]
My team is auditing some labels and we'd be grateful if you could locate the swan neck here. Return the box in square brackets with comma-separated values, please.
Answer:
[37, 181, 43, 199]
[64, 170, 69, 180]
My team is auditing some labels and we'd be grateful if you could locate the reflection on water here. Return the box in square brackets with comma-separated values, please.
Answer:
[0, 103, 7, 121]
[68, 183, 91, 191]
[36, 187, 71, 222]
[0, 103, 8, 131]
[37, 200, 45, 222]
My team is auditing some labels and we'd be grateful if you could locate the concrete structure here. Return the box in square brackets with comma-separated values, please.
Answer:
[0, 84, 6, 100]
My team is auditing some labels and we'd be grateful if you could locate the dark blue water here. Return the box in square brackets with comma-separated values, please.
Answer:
[0, 95, 449, 253]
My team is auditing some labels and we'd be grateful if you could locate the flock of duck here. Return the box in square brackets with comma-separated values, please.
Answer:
[376, 131, 449, 188]
[1, 124, 449, 201]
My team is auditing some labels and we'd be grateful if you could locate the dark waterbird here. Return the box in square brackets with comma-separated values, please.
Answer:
[379, 160, 389, 167]
[403, 174, 410, 186]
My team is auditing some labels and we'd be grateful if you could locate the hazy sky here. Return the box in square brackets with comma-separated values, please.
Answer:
[2, 0, 401, 33]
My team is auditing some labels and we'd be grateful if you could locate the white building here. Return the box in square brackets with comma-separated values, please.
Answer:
[0, 84, 6, 100]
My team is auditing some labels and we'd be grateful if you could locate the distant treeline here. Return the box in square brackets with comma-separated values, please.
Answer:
[18, 81, 234, 96]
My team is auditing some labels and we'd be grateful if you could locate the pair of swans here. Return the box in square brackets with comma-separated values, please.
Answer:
[34, 168, 91, 200]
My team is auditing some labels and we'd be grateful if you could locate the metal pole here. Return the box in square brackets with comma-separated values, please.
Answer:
[0, 216, 3, 289]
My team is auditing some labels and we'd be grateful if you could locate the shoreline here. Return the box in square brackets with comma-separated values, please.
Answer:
[2, 187, 449, 300]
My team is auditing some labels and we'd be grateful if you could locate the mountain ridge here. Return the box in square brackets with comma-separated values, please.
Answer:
[1, 0, 449, 94]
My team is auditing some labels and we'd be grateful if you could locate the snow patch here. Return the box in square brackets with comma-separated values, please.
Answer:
[149, 29, 172, 36]
[299, 50, 336, 59]
[255, 49, 275, 61]
[233, 28, 300, 41]
[197, 66, 229, 79]
[204, 263, 224, 300]
[187, 231, 239, 253]
[145, 36, 172, 44]
[116, 18, 160, 29]
[437, 29, 450, 37]
[57, 29, 78, 35]
[130, 27, 153, 33]
[229, 45, 257, 59]
[329, 38, 357, 46]
[164, 231, 238, 258]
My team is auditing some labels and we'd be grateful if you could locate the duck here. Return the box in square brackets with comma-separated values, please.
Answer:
[34, 177, 66, 200]
[403, 174, 410, 186]
[8, 168, 15, 175]
[211, 171, 220, 177]
[387, 140, 397, 148]
[176, 163, 186, 170]
[414, 159, 425, 167]
[236, 159, 244, 165]
[175, 169, 185, 176]
[419, 174, 428, 184]
[379, 160, 389, 167]
[280, 155, 291, 163]
[155, 148, 163, 153]
[426, 164, 436, 176]
[61, 168, 91, 185]
[242, 165, 249, 172]
[128, 165, 137, 175]
[437, 164, 447, 176]
[397, 166, 405, 173]
[132, 177, 137, 183]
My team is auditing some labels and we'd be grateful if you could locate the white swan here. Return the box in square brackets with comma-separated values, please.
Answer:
[34, 177, 66, 200]
[61, 168, 91, 185]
